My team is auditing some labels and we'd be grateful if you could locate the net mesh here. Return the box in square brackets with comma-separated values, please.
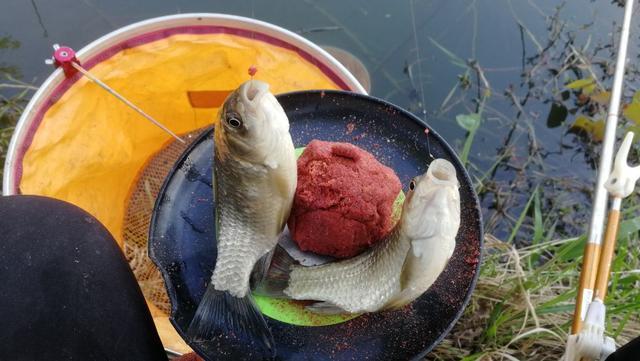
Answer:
[122, 128, 207, 314]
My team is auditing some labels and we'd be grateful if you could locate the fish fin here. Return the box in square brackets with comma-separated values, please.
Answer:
[252, 244, 296, 298]
[383, 288, 414, 310]
[305, 301, 347, 315]
[187, 283, 275, 359]
[250, 249, 274, 290]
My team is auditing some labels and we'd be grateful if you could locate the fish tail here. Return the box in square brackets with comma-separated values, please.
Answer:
[252, 244, 295, 298]
[187, 283, 275, 359]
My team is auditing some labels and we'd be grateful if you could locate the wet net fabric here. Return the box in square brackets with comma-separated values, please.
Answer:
[123, 128, 206, 313]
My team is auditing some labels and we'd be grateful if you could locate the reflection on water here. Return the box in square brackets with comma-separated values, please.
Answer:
[0, 0, 638, 242]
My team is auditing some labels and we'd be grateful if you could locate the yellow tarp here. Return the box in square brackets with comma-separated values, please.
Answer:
[20, 33, 342, 246]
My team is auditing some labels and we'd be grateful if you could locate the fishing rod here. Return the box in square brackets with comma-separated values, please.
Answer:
[564, 1, 636, 360]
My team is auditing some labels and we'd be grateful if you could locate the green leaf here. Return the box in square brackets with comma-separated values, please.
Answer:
[460, 353, 487, 361]
[557, 236, 586, 262]
[507, 185, 539, 243]
[533, 190, 543, 244]
[633, 90, 640, 104]
[456, 113, 481, 132]
[570, 116, 605, 141]
[617, 216, 640, 240]
[483, 300, 506, 342]
[566, 78, 595, 90]
[583, 82, 597, 96]
[623, 102, 640, 124]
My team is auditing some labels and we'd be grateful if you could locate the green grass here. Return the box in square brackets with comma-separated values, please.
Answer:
[428, 224, 640, 360]
[0, 75, 33, 186]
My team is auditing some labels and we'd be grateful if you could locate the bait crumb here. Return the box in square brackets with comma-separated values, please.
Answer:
[248, 65, 257, 76]
[346, 122, 356, 134]
[352, 133, 366, 141]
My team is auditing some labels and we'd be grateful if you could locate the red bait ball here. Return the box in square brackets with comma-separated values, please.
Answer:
[288, 140, 402, 258]
[248, 65, 258, 77]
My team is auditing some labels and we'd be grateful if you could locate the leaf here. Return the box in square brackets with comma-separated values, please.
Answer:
[456, 113, 481, 132]
[557, 236, 586, 262]
[546, 102, 568, 128]
[533, 190, 543, 245]
[566, 78, 595, 90]
[583, 82, 597, 96]
[590, 91, 611, 105]
[570, 116, 605, 141]
[507, 185, 539, 243]
[633, 90, 640, 104]
[617, 216, 640, 240]
[623, 102, 640, 124]
[592, 120, 605, 140]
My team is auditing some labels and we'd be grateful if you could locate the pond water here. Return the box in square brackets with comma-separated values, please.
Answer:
[1, 0, 638, 242]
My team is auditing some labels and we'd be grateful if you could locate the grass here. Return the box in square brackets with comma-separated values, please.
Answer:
[0, 75, 33, 185]
[427, 216, 640, 360]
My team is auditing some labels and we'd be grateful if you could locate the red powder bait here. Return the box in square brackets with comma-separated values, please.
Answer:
[288, 140, 402, 258]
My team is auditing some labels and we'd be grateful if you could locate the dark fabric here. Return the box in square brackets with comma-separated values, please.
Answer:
[0, 195, 167, 361]
[606, 335, 640, 361]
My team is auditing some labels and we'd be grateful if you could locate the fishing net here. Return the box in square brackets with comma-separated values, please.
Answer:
[121, 129, 203, 313]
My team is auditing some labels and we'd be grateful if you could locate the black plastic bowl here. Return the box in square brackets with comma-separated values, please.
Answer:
[149, 90, 483, 361]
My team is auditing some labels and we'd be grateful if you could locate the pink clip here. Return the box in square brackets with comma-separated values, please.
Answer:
[52, 45, 79, 77]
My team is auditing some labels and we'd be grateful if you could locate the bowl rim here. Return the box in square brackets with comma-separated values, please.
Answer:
[149, 89, 484, 360]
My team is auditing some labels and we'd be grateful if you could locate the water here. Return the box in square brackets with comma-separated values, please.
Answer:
[1, 0, 638, 242]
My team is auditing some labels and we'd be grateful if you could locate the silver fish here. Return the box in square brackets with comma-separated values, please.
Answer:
[258, 158, 459, 314]
[187, 80, 296, 356]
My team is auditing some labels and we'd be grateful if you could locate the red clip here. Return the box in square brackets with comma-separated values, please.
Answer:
[52, 45, 80, 77]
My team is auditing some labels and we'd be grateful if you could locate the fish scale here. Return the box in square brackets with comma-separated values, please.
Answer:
[286, 227, 410, 313]
[212, 163, 284, 297]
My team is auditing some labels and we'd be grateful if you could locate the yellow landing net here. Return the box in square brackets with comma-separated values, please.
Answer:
[20, 33, 342, 247]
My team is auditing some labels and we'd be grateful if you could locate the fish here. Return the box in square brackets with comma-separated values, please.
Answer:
[254, 158, 459, 314]
[187, 80, 297, 357]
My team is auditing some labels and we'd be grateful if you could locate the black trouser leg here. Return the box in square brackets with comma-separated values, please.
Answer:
[0, 195, 167, 361]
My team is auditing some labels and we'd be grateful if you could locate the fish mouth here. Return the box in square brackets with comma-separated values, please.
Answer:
[241, 80, 270, 105]
[428, 159, 457, 183]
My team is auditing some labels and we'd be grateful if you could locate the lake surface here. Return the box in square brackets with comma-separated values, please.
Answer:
[1, 0, 638, 242]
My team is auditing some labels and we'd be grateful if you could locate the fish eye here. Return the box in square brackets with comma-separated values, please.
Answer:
[409, 180, 416, 191]
[226, 116, 242, 128]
